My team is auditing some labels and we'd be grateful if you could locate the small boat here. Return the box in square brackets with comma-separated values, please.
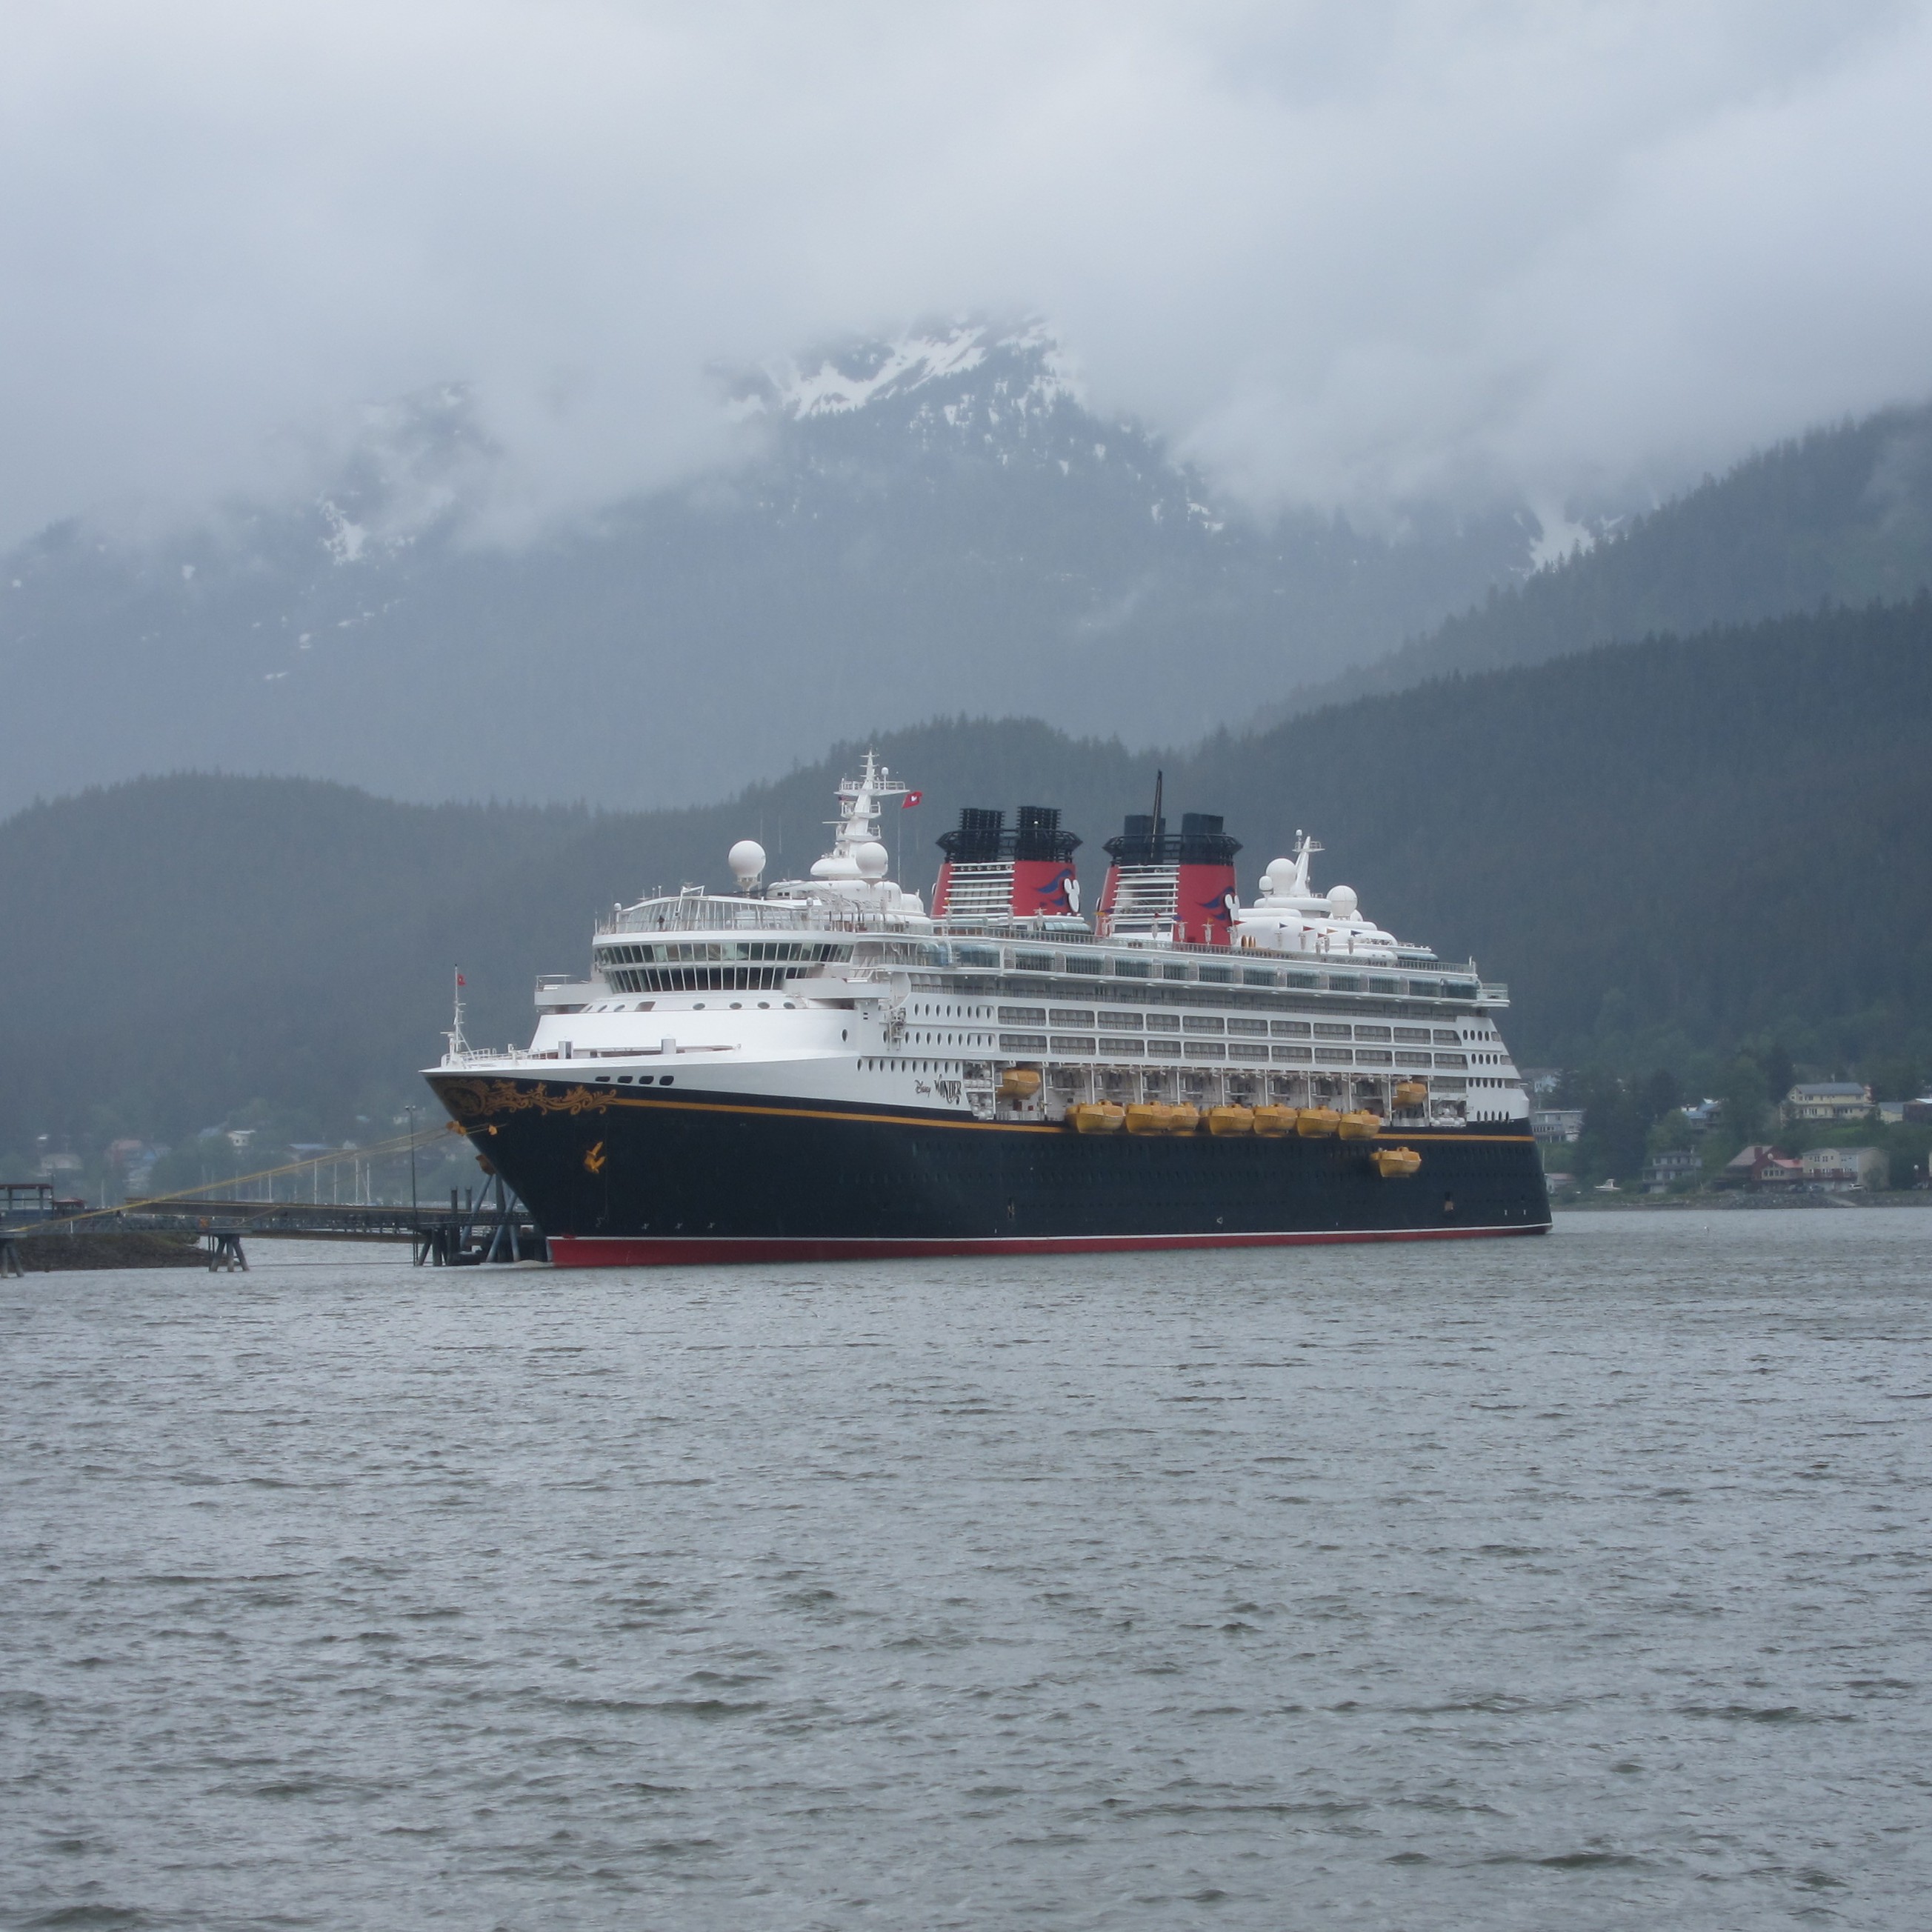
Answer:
[1372, 1146, 1423, 1179]
[1296, 1107, 1340, 1138]
[1206, 1105, 1255, 1136]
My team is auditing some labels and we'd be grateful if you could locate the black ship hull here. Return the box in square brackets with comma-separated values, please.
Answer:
[430, 1073, 1553, 1266]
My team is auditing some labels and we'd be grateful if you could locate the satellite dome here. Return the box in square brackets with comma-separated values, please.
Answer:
[727, 839, 766, 883]
[1327, 884, 1359, 919]
[853, 840, 890, 879]
[1263, 856, 1296, 896]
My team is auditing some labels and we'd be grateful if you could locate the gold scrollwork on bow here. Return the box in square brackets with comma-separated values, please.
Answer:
[435, 1077, 613, 1121]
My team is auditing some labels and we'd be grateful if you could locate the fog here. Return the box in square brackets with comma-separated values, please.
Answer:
[4, 0, 1929, 544]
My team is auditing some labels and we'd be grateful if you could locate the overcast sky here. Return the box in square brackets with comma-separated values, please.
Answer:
[4, 0, 1931, 544]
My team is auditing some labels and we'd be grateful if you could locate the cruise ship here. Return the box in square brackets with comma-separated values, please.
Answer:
[426, 756, 1550, 1263]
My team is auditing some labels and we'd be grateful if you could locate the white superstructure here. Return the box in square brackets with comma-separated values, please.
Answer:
[441, 755, 1530, 1129]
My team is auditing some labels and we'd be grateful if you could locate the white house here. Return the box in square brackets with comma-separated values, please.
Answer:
[1799, 1146, 1888, 1190]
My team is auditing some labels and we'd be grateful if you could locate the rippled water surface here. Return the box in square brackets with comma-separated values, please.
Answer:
[4, 1212, 1931, 1930]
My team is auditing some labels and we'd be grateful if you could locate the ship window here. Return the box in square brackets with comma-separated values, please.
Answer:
[1326, 976, 1362, 992]
[618, 1075, 633, 1083]
[595, 1074, 611, 1082]
[999, 1007, 1047, 1025]
[1199, 967, 1233, 984]
[1394, 1026, 1430, 1042]
[1064, 953, 1104, 976]
[1146, 1013, 1180, 1031]
[1284, 973, 1318, 989]
[1049, 1009, 1096, 1027]
[1242, 968, 1276, 987]
[1113, 957, 1150, 978]
[1354, 1025, 1392, 1041]
[638, 1076, 655, 1085]
[1313, 1022, 1352, 1039]
[1227, 1017, 1268, 1036]
[1183, 1016, 1225, 1033]
[1433, 1030, 1461, 1044]
[660, 1076, 674, 1085]
[1011, 950, 1054, 971]
[1161, 963, 1190, 981]
[1369, 978, 1399, 993]
[1270, 1019, 1312, 1036]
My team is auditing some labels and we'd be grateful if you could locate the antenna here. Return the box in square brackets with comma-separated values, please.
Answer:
[1151, 768, 1164, 854]
[445, 965, 470, 1059]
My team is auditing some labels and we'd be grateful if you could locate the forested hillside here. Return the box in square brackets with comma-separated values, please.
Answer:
[7, 598, 1931, 1167]
[1272, 404, 1932, 718]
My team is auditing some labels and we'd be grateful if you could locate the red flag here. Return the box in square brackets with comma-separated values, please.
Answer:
[456, 971, 466, 987]
[902, 790, 922, 808]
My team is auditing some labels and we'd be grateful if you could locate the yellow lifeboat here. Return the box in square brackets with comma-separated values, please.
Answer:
[1165, 1104, 1202, 1135]
[1372, 1145, 1423, 1179]
[1393, 1080, 1429, 1110]
[1296, 1106, 1340, 1138]
[1206, 1105, 1255, 1136]
[1125, 1102, 1171, 1136]
[999, 1067, 1042, 1099]
[1251, 1105, 1296, 1137]
[1337, 1110, 1382, 1140]
[1067, 1101, 1125, 1134]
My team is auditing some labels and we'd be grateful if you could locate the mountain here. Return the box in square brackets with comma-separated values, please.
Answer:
[7, 598, 1932, 1167]
[1266, 404, 1932, 722]
[0, 320, 1537, 821]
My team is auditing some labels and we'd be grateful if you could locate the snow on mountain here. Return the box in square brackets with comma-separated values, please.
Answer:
[735, 316, 1080, 422]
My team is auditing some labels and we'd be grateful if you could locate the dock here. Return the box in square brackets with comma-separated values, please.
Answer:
[1, 1162, 544, 1276]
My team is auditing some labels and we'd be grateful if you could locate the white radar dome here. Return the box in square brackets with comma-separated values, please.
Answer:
[853, 840, 890, 879]
[1263, 856, 1296, 896]
[727, 839, 766, 883]
[1327, 884, 1359, 919]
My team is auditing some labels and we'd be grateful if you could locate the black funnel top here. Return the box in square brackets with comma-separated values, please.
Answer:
[939, 805, 1081, 866]
[1103, 809, 1241, 866]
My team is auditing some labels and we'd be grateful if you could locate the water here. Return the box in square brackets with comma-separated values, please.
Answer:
[4, 1213, 1929, 1931]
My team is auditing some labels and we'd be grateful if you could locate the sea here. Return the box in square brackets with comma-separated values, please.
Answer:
[4, 1210, 1928, 1931]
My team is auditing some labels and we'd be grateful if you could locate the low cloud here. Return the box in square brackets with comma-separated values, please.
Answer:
[3, 0, 1928, 543]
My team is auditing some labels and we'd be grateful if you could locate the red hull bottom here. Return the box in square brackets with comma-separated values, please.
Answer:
[547, 1223, 1550, 1268]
